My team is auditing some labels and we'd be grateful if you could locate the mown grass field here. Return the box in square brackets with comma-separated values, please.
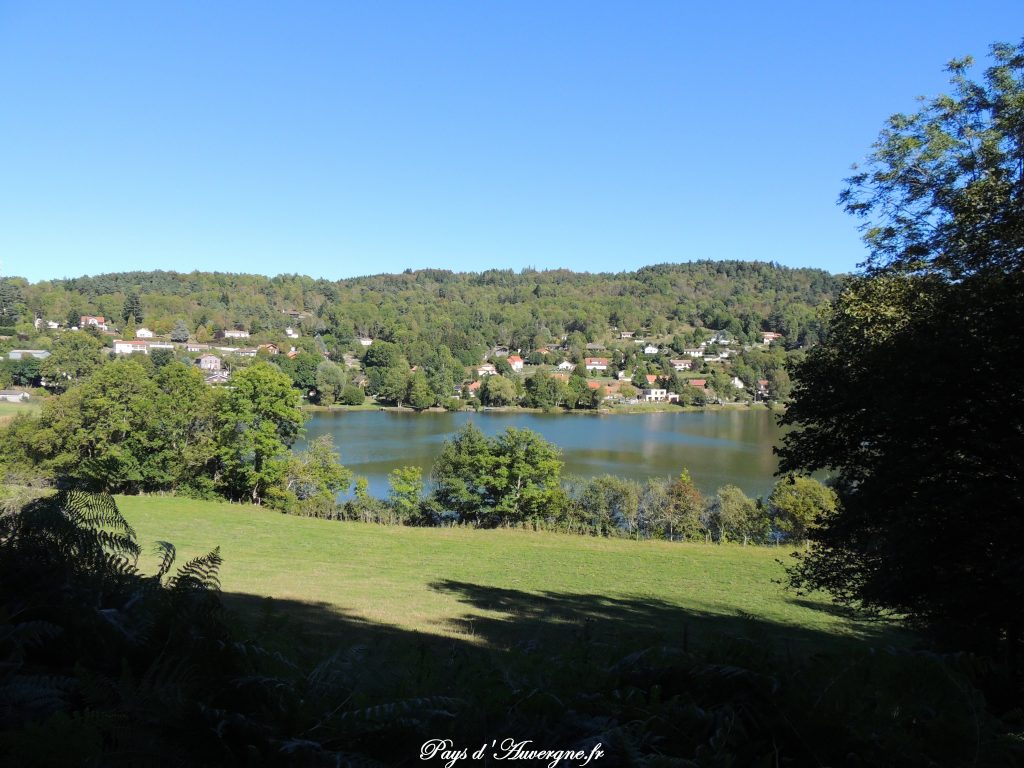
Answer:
[119, 495, 904, 659]
[0, 400, 40, 426]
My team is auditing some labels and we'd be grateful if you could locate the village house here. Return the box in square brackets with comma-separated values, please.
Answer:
[688, 379, 707, 389]
[557, 360, 575, 371]
[585, 357, 609, 372]
[135, 327, 154, 339]
[285, 327, 300, 339]
[218, 329, 250, 340]
[7, 349, 50, 360]
[357, 337, 374, 346]
[477, 363, 498, 377]
[507, 354, 524, 372]
[489, 346, 510, 357]
[684, 348, 702, 358]
[257, 343, 280, 355]
[147, 342, 174, 351]
[670, 358, 693, 371]
[186, 342, 210, 352]
[204, 371, 230, 386]
[641, 388, 670, 402]
[535, 347, 551, 356]
[466, 380, 482, 397]
[643, 344, 659, 355]
[619, 331, 635, 339]
[731, 376, 745, 389]
[762, 331, 783, 345]
[0, 389, 30, 403]
[585, 342, 605, 352]
[236, 348, 258, 357]
[80, 315, 107, 331]
[113, 340, 148, 355]
[198, 354, 222, 371]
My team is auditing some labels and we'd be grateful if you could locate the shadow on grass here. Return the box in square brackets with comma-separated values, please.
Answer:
[222, 578, 905, 673]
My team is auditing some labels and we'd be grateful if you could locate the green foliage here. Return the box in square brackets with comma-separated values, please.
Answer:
[388, 465, 424, 523]
[215, 362, 306, 504]
[431, 424, 565, 526]
[338, 384, 366, 405]
[313, 359, 347, 405]
[120, 292, 143, 324]
[480, 374, 516, 406]
[781, 42, 1024, 654]
[39, 332, 103, 392]
[273, 434, 351, 516]
[277, 351, 320, 393]
[405, 371, 434, 410]
[768, 475, 838, 543]
[169, 319, 190, 342]
[710, 484, 769, 545]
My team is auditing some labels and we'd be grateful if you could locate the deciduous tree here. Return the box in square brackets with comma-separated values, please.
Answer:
[780, 42, 1024, 656]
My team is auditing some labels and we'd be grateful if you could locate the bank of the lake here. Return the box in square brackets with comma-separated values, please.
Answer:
[297, 407, 785, 499]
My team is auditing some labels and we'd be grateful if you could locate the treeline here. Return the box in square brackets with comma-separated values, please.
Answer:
[326, 424, 835, 545]
[1, 260, 841, 363]
[0, 357, 346, 510]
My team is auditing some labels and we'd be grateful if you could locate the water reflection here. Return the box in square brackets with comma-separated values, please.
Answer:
[296, 409, 785, 498]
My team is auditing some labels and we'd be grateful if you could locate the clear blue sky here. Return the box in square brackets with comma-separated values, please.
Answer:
[0, 2, 1018, 282]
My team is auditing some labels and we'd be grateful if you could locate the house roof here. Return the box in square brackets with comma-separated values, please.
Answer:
[688, 379, 707, 387]
[507, 355, 523, 364]
[585, 357, 609, 365]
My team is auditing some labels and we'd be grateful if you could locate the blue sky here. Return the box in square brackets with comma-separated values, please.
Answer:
[0, 2, 1019, 282]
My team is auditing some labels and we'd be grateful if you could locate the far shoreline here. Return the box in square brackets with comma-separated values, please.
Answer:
[301, 401, 784, 416]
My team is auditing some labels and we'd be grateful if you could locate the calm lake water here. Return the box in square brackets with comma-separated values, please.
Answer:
[298, 409, 785, 499]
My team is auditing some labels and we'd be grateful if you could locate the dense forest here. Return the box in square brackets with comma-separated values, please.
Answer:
[1, 261, 842, 362]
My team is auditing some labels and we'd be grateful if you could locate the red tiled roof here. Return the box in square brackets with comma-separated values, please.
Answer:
[688, 379, 707, 388]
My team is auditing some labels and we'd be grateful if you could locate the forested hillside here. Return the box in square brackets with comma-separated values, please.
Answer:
[2, 261, 841, 364]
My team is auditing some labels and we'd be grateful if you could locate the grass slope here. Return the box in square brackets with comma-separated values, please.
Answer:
[119, 495, 902, 658]
[0, 400, 40, 426]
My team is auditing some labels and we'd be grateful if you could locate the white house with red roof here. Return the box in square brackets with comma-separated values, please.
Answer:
[585, 357, 609, 372]
[80, 315, 107, 331]
[507, 354, 524, 372]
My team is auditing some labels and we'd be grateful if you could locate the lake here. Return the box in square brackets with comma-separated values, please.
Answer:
[298, 408, 786, 499]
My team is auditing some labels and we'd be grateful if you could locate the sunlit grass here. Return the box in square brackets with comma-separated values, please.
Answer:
[119, 495, 903, 655]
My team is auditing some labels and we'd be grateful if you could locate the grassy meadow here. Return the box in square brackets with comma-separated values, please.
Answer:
[119, 495, 903, 661]
[0, 400, 40, 426]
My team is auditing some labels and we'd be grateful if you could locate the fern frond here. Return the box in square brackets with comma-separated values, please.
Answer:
[152, 541, 176, 582]
[167, 548, 223, 592]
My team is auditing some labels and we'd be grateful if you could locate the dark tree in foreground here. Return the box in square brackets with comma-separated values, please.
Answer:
[779, 42, 1024, 659]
